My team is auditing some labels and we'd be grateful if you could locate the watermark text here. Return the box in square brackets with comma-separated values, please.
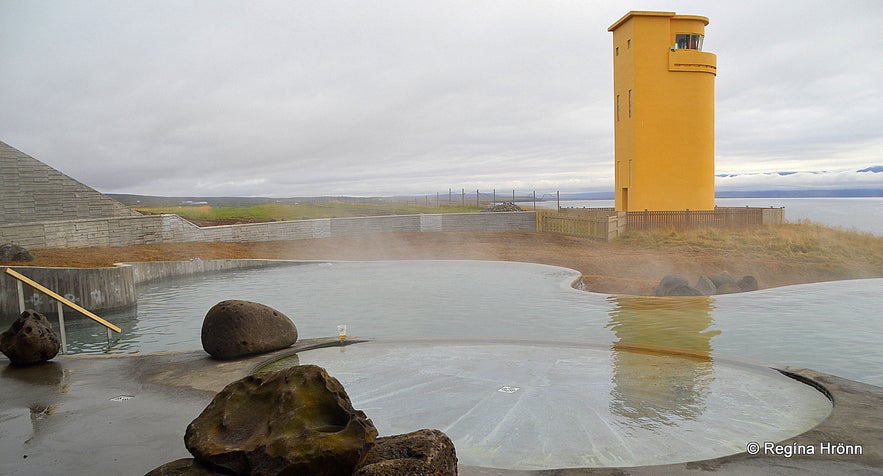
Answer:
[746, 441, 863, 458]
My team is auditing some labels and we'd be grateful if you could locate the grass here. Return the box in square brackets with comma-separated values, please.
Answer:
[134, 201, 484, 223]
[615, 220, 883, 272]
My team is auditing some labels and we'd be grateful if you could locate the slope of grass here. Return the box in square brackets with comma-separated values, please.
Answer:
[134, 201, 484, 223]
[615, 221, 883, 276]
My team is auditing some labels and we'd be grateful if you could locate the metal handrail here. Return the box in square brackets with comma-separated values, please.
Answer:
[4, 267, 121, 353]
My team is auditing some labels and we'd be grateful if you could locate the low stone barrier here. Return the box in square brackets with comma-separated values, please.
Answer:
[0, 211, 537, 249]
[0, 260, 301, 318]
[0, 265, 137, 317]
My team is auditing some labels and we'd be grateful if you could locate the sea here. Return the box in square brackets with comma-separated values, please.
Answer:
[535, 197, 883, 235]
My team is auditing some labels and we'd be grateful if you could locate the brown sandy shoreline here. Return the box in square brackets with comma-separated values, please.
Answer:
[6, 230, 881, 295]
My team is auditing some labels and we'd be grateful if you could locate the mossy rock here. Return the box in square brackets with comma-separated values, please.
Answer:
[185, 365, 377, 475]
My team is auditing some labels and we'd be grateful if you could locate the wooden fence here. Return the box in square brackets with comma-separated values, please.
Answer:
[626, 207, 783, 230]
[536, 210, 621, 240]
[556, 207, 616, 218]
[538, 207, 784, 240]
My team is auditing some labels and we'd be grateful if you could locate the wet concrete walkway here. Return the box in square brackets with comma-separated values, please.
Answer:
[1, 338, 880, 475]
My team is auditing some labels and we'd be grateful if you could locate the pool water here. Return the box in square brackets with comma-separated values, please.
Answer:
[54, 260, 882, 387]
[259, 341, 831, 469]
[7, 259, 871, 470]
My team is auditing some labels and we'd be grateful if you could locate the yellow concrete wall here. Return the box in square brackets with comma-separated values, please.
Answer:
[610, 12, 716, 211]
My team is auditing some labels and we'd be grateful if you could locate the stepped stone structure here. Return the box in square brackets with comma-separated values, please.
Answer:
[1, 140, 534, 251]
[0, 140, 140, 224]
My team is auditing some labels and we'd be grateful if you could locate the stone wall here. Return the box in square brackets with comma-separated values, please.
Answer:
[0, 260, 303, 319]
[0, 141, 141, 224]
[1, 265, 137, 317]
[0, 212, 537, 249]
[124, 259, 307, 285]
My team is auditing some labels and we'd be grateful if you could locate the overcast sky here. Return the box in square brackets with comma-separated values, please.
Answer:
[1, 0, 881, 197]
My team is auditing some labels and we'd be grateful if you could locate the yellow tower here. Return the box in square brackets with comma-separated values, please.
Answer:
[608, 11, 717, 211]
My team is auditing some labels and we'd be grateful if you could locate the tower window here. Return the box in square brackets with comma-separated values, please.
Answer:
[616, 95, 621, 121]
[675, 34, 704, 51]
[628, 89, 632, 118]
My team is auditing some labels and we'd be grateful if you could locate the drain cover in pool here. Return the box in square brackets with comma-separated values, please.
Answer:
[273, 341, 831, 470]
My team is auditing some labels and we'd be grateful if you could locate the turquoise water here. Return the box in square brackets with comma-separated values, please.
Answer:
[50, 260, 882, 387]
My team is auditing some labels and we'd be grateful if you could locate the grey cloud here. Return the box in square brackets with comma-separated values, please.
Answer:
[0, 1, 879, 197]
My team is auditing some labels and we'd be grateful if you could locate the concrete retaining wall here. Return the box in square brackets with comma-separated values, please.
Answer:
[0, 212, 536, 249]
[1, 265, 137, 317]
[123, 259, 305, 284]
[1, 259, 306, 318]
[0, 215, 169, 249]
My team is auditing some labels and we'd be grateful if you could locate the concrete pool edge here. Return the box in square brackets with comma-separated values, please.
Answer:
[1, 259, 319, 318]
[2, 258, 585, 318]
[2, 338, 878, 475]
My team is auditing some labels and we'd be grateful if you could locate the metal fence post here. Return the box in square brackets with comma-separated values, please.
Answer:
[16, 279, 25, 313]
[56, 300, 67, 355]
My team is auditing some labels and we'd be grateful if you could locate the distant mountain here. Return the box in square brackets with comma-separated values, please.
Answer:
[857, 165, 883, 173]
[715, 171, 819, 178]
[110, 188, 882, 208]
[107, 194, 379, 207]
[559, 189, 883, 200]
[557, 192, 614, 200]
[714, 189, 882, 198]
[560, 190, 883, 200]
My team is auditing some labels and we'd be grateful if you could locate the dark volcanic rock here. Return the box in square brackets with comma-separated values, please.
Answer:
[656, 275, 688, 296]
[716, 283, 744, 294]
[355, 429, 458, 476]
[666, 285, 703, 296]
[200, 300, 297, 359]
[708, 271, 736, 289]
[0, 310, 60, 365]
[0, 243, 33, 262]
[656, 275, 702, 296]
[737, 275, 759, 292]
[184, 365, 377, 476]
[695, 275, 717, 296]
[145, 458, 224, 475]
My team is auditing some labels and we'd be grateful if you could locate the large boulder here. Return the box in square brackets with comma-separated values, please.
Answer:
[715, 283, 744, 294]
[708, 271, 736, 289]
[655, 275, 702, 296]
[737, 275, 759, 292]
[0, 243, 33, 262]
[145, 458, 224, 475]
[695, 275, 717, 296]
[656, 275, 687, 296]
[355, 429, 458, 476]
[184, 365, 377, 476]
[0, 310, 60, 365]
[201, 300, 297, 359]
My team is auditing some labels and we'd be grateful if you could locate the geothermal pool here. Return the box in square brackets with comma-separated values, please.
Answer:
[55, 260, 883, 387]
[258, 341, 831, 469]
[6, 260, 877, 469]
